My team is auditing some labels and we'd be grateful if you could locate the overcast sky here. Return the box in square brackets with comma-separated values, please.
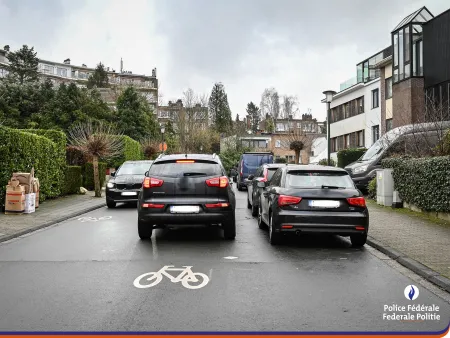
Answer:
[1, 0, 449, 122]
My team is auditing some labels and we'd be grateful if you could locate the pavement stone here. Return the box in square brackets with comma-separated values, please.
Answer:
[367, 200, 450, 290]
[0, 191, 106, 243]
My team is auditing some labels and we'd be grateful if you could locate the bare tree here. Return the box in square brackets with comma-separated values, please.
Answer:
[282, 95, 300, 119]
[260, 88, 280, 122]
[67, 120, 124, 197]
[285, 128, 318, 164]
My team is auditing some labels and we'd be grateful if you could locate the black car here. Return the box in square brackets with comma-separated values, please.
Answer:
[137, 153, 236, 240]
[257, 165, 369, 247]
[106, 160, 153, 208]
[246, 163, 285, 217]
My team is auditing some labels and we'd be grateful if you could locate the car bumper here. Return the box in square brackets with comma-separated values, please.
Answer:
[138, 210, 234, 226]
[274, 210, 369, 235]
[106, 189, 140, 202]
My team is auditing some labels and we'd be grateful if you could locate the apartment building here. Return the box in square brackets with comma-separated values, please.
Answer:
[254, 113, 323, 134]
[0, 47, 159, 110]
[157, 99, 209, 131]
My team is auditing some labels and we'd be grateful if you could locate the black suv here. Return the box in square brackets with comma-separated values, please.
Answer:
[137, 153, 236, 240]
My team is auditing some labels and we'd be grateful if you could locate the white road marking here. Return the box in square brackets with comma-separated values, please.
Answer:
[223, 256, 238, 260]
[151, 235, 158, 260]
[133, 265, 210, 290]
[77, 216, 112, 222]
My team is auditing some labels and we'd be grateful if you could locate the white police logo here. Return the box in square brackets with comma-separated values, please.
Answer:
[404, 285, 419, 300]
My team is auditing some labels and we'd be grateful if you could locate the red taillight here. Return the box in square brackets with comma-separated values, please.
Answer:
[281, 225, 293, 229]
[142, 203, 164, 208]
[143, 177, 164, 188]
[355, 226, 365, 230]
[205, 203, 229, 208]
[347, 197, 366, 207]
[278, 195, 302, 207]
[240, 160, 243, 175]
[206, 176, 229, 188]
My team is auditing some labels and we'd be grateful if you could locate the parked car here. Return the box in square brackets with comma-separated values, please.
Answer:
[257, 165, 369, 247]
[236, 152, 274, 191]
[246, 163, 286, 217]
[106, 160, 153, 208]
[137, 153, 236, 240]
[345, 121, 450, 191]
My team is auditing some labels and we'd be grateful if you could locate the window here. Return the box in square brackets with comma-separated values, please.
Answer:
[372, 89, 379, 108]
[394, 33, 398, 67]
[344, 134, 350, 149]
[399, 29, 404, 81]
[372, 125, 380, 144]
[57, 67, 67, 77]
[149, 161, 222, 178]
[385, 78, 393, 99]
[42, 64, 54, 74]
[386, 119, 393, 132]
[275, 140, 281, 148]
[276, 123, 284, 131]
[357, 130, 364, 147]
[286, 171, 355, 189]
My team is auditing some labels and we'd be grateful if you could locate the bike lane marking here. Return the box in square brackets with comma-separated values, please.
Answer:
[77, 216, 112, 222]
[133, 265, 210, 290]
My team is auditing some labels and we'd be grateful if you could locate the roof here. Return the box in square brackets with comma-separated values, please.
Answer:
[392, 7, 434, 32]
[284, 164, 346, 172]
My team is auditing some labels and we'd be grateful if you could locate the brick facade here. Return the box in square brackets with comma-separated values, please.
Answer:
[392, 78, 425, 128]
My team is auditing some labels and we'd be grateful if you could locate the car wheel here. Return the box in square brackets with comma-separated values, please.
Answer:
[251, 196, 258, 217]
[350, 233, 367, 248]
[223, 214, 236, 240]
[237, 184, 243, 191]
[138, 219, 153, 240]
[257, 202, 266, 229]
[107, 200, 116, 208]
[269, 213, 281, 245]
[247, 195, 252, 209]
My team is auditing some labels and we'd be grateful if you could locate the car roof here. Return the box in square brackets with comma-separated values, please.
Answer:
[264, 163, 286, 168]
[154, 153, 219, 162]
[242, 152, 273, 155]
[123, 160, 153, 164]
[284, 164, 347, 172]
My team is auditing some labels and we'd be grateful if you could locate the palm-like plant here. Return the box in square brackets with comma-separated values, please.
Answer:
[289, 140, 304, 164]
[68, 120, 123, 197]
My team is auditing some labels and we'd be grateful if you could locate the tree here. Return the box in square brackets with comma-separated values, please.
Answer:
[286, 128, 318, 164]
[260, 88, 280, 123]
[246, 101, 260, 133]
[265, 118, 275, 133]
[289, 140, 304, 164]
[282, 95, 300, 119]
[67, 120, 123, 197]
[4, 45, 39, 84]
[115, 86, 158, 140]
[209, 82, 232, 134]
[87, 62, 109, 89]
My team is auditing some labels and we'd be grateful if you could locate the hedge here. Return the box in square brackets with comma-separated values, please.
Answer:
[382, 156, 450, 213]
[368, 177, 377, 200]
[109, 135, 144, 168]
[82, 162, 107, 190]
[337, 148, 367, 168]
[0, 126, 61, 205]
[63, 166, 82, 195]
[318, 158, 336, 166]
[21, 129, 67, 195]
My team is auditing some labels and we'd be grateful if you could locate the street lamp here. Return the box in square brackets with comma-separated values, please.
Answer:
[322, 90, 336, 166]
[160, 123, 165, 153]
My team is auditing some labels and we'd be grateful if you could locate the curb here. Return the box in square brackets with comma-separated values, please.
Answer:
[367, 236, 450, 293]
[0, 203, 106, 244]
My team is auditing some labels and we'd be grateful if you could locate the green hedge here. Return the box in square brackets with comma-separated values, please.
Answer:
[382, 156, 450, 212]
[21, 129, 67, 195]
[109, 135, 144, 168]
[63, 166, 82, 195]
[318, 158, 336, 166]
[82, 162, 107, 190]
[368, 177, 377, 200]
[0, 126, 61, 205]
[337, 148, 367, 168]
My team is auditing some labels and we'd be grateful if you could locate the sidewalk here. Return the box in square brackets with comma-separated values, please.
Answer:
[0, 191, 106, 243]
[366, 200, 450, 292]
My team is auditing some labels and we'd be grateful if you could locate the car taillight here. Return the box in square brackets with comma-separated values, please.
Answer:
[142, 203, 164, 208]
[206, 176, 229, 188]
[240, 160, 243, 176]
[347, 197, 366, 207]
[278, 195, 302, 207]
[261, 168, 268, 182]
[143, 177, 164, 188]
[176, 160, 195, 163]
[205, 203, 229, 208]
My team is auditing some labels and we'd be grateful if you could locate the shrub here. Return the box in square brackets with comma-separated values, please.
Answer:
[108, 135, 144, 168]
[0, 126, 61, 205]
[318, 158, 336, 166]
[275, 157, 287, 163]
[382, 155, 450, 212]
[82, 162, 107, 190]
[337, 147, 367, 168]
[63, 166, 82, 195]
[367, 177, 377, 200]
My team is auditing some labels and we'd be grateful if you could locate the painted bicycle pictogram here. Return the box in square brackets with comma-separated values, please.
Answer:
[77, 216, 112, 222]
[133, 265, 209, 290]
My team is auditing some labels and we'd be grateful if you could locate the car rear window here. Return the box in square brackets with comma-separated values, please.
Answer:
[267, 168, 278, 181]
[286, 170, 355, 189]
[244, 155, 272, 166]
[148, 161, 222, 178]
[116, 162, 152, 175]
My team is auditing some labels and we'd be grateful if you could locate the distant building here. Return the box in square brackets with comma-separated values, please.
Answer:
[157, 99, 209, 131]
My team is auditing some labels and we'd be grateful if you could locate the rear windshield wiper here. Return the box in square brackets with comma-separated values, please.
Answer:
[183, 172, 207, 177]
[321, 185, 345, 189]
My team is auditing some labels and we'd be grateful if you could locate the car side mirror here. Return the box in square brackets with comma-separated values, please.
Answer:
[110, 172, 115, 177]
[257, 181, 267, 188]
[247, 174, 254, 180]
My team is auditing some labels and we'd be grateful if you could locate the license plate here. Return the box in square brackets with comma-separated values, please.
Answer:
[308, 200, 340, 208]
[170, 206, 200, 214]
[122, 191, 137, 196]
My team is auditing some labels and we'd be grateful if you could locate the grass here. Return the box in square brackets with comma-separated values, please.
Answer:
[365, 198, 450, 228]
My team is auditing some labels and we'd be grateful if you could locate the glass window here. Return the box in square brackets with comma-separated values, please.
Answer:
[267, 168, 279, 181]
[405, 26, 410, 63]
[372, 125, 380, 144]
[413, 43, 417, 76]
[399, 30, 404, 80]
[386, 119, 393, 132]
[363, 61, 369, 82]
[372, 89, 379, 108]
[357, 63, 363, 83]
[358, 130, 364, 147]
[394, 69, 399, 83]
[275, 140, 281, 148]
[116, 162, 153, 175]
[386, 78, 393, 99]
[357, 97, 364, 114]
[394, 33, 399, 67]
[148, 161, 222, 178]
[286, 171, 355, 189]
[419, 40, 423, 76]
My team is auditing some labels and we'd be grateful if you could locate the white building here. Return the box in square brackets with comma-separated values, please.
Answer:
[322, 46, 392, 162]
[308, 136, 327, 164]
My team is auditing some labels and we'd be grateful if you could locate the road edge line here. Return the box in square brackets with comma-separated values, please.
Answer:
[367, 236, 450, 293]
[0, 203, 106, 244]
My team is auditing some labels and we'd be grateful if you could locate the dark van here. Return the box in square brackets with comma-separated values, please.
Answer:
[345, 121, 450, 191]
[237, 152, 274, 191]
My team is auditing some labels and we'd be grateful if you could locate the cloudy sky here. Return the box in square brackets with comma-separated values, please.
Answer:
[1, 0, 449, 122]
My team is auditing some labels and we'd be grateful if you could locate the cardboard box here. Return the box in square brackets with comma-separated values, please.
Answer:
[24, 193, 36, 214]
[12, 168, 35, 194]
[32, 178, 40, 208]
[5, 185, 25, 214]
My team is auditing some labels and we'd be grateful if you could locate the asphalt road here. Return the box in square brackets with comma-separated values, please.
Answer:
[0, 186, 449, 332]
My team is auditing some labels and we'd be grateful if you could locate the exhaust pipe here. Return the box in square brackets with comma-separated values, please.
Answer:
[295, 230, 301, 236]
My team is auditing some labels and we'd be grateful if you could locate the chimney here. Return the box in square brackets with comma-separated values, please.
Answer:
[82, 64, 87, 67]
[152, 68, 157, 77]
[64, 58, 70, 64]
[288, 114, 293, 120]
[120, 58, 123, 73]
[107, 67, 110, 72]
[3, 45, 10, 52]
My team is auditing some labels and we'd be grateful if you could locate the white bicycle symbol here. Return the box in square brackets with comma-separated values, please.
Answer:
[133, 265, 209, 290]
[78, 216, 112, 222]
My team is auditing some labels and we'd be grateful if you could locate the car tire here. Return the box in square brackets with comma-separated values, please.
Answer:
[247, 196, 252, 209]
[257, 202, 266, 229]
[107, 200, 116, 208]
[237, 184, 243, 191]
[138, 219, 153, 240]
[269, 213, 281, 245]
[223, 215, 236, 240]
[350, 233, 367, 247]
